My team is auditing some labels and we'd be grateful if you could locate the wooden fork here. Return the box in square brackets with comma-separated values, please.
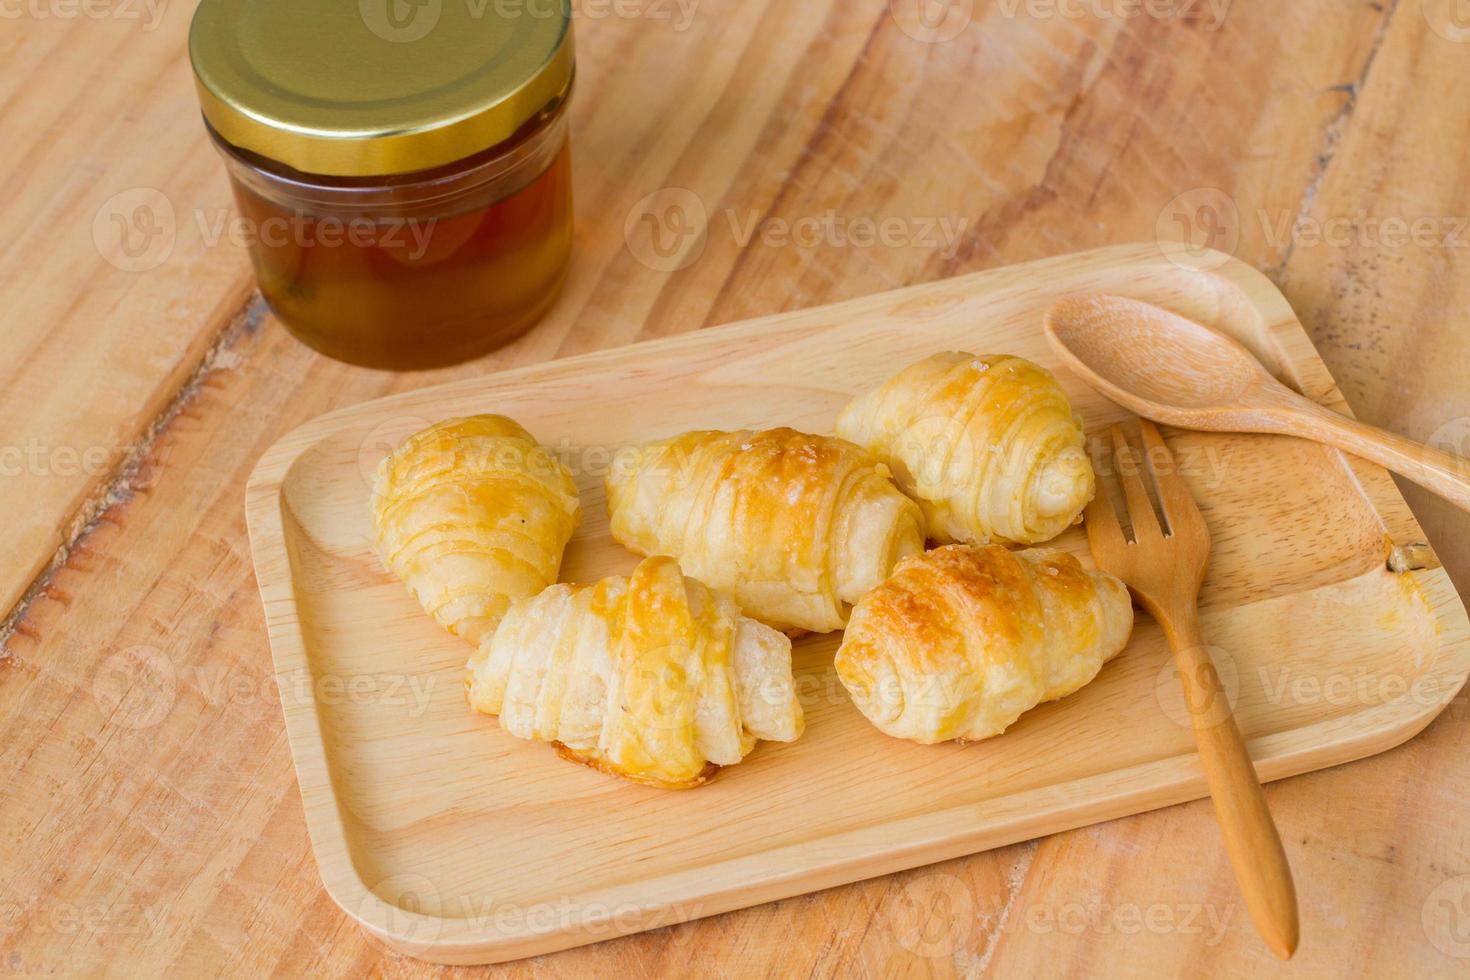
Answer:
[1086, 420, 1299, 960]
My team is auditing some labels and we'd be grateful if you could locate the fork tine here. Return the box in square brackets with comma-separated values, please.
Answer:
[1083, 437, 1126, 553]
[1110, 425, 1163, 543]
[1137, 420, 1204, 536]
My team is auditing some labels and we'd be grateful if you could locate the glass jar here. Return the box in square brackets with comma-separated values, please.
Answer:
[189, 0, 575, 370]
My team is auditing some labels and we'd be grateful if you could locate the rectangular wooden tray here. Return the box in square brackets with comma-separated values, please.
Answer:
[244, 244, 1470, 965]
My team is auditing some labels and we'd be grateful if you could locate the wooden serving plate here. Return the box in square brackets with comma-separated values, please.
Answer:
[244, 244, 1470, 965]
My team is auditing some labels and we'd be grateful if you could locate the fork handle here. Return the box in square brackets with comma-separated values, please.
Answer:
[1159, 602, 1299, 960]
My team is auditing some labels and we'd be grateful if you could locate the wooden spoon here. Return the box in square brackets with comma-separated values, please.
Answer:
[1044, 294, 1470, 511]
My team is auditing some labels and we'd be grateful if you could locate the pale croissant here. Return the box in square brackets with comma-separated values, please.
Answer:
[835, 544, 1132, 744]
[371, 415, 581, 645]
[604, 427, 925, 633]
[836, 352, 1094, 545]
[467, 555, 803, 788]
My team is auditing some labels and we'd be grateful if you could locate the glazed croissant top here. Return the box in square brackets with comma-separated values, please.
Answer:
[836, 352, 1094, 545]
[371, 415, 581, 645]
[605, 428, 925, 633]
[835, 544, 1132, 744]
[467, 555, 803, 788]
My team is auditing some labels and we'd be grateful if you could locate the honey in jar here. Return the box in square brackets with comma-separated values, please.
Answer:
[189, 0, 575, 369]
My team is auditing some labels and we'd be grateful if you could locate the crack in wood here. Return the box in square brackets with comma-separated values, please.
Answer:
[1264, 0, 1402, 283]
[0, 296, 268, 655]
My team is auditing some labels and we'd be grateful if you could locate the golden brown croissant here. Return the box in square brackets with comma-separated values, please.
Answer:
[835, 544, 1132, 744]
[836, 352, 1094, 545]
[604, 427, 925, 633]
[371, 416, 581, 645]
[466, 555, 804, 788]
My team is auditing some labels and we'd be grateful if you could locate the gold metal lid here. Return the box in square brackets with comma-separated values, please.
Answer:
[189, 0, 573, 177]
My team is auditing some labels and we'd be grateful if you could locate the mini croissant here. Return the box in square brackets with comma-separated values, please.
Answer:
[835, 544, 1132, 744]
[467, 556, 804, 788]
[371, 416, 581, 645]
[836, 352, 1094, 545]
[605, 428, 925, 634]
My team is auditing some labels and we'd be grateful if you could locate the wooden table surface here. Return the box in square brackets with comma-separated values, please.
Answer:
[3, 1, 1469, 976]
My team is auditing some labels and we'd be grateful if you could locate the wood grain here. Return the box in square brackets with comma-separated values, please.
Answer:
[1045, 293, 1470, 511]
[4, 0, 1470, 975]
[0, 3, 254, 614]
[1276, 1, 1470, 590]
[1087, 419, 1297, 960]
[246, 248, 1460, 963]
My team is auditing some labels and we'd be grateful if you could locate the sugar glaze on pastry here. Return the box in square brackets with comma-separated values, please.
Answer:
[835, 544, 1132, 744]
[371, 415, 581, 645]
[467, 555, 803, 788]
[605, 427, 925, 634]
[837, 352, 1094, 545]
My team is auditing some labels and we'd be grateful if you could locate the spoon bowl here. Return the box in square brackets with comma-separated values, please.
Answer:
[1043, 294, 1294, 429]
[1043, 292, 1470, 513]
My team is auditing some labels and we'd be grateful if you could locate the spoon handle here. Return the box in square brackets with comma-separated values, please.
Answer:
[1291, 406, 1470, 512]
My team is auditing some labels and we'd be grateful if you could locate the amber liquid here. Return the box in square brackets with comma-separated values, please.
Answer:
[230, 145, 573, 370]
